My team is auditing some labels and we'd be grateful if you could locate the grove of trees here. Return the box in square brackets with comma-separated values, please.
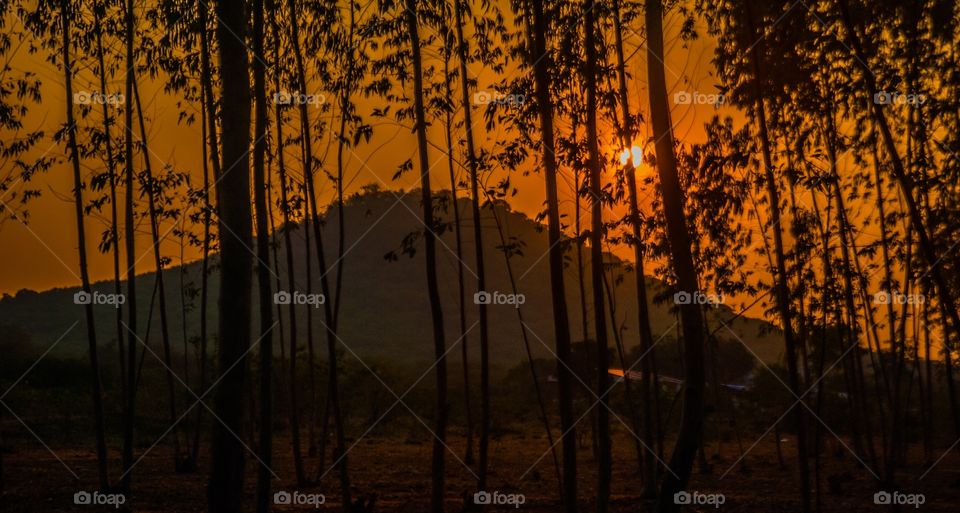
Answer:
[1, 0, 959, 511]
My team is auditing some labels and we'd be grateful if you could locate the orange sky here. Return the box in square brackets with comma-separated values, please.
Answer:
[0, 7, 737, 297]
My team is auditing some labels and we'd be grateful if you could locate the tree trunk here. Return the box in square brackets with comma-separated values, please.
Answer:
[131, 76, 181, 468]
[192, 63, 212, 466]
[611, 0, 658, 493]
[441, 45, 474, 466]
[646, 0, 707, 510]
[284, 0, 309, 485]
[120, 0, 138, 491]
[743, 4, 809, 509]
[451, 0, 490, 490]
[304, 191, 317, 457]
[252, 0, 274, 509]
[193, 0, 220, 463]
[93, 8, 127, 454]
[582, 2, 611, 510]
[526, 0, 578, 510]
[62, 3, 109, 489]
[405, 3, 448, 511]
[207, 0, 252, 510]
[285, 3, 351, 502]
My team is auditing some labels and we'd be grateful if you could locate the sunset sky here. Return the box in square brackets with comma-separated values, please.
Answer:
[0, 5, 731, 296]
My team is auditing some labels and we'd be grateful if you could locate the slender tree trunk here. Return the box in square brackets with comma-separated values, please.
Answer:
[304, 192, 317, 457]
[575, 175, 589, 343]
[331, 0, 354, 333]
[207, 0, 252, 510]
[441, 47, 474, 466]
[405, 3, 448, 511]
[131, 77, 181, 468]
[268, 1, 299, 466]
[922, 299, 933, 462]
[198, 0, 222, 184]
[285, 4, 351, 502]
[284, 0, 309, 484]
[823, 125, 879, 470]
[62, 4, 109, 488]
[266, 125, 288, 417]
[451, 0, 490, 488]
[93, 8, 127, 445]
[647, 1, 707, 510]
[743, 4, 809, 509]
[526, 0, 578, 509]
[582, 2, 611, 510]
[319, 1, 358, 465]
[611, 0, 658, 493]
[193, 0, 220, 463]
[120, 0, 138, 491]
[252, 0, 274, 509]
[192, 68, 212, 465]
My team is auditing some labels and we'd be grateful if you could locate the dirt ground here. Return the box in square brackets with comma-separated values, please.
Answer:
[2, 428, 959, 512]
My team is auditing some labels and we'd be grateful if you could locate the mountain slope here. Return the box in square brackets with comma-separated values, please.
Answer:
[0, 187, 785, 367]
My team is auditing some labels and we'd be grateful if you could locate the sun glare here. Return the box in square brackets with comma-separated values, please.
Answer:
[619, 145, 643, 168]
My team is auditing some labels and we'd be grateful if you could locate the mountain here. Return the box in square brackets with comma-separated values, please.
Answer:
[0, 186, 785, 368]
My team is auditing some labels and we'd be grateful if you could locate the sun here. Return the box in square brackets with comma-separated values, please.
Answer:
[619, 145, 643, 168]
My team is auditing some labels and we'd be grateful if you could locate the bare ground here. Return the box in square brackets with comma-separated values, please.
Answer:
[2, 428, 959, 512]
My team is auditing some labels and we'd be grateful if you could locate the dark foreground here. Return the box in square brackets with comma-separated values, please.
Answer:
[2, 429, 958, 512]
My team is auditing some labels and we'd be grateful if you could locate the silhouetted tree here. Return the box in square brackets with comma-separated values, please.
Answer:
[60, 0, 109, 489]
[252, 0, 274, 509]
[207, 0, 252, 510]
[645, 0, 707, 510]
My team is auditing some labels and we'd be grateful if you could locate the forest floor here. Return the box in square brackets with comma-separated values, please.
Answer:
[2, 427, 960, 512]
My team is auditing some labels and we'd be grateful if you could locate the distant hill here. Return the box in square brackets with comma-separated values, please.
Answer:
[0, 187, 785, 368]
